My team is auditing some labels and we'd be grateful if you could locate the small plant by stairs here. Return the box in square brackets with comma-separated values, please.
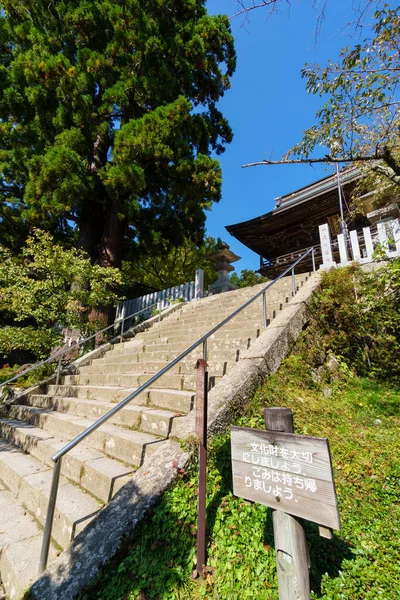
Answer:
[0, 272, 311, 599]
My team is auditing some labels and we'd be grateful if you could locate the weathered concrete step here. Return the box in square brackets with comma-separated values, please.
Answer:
[78, 357, 231, 377]
[173, 304, 287, 326]
[63, 371, 197, 391]
[0, 422, 134, 504]
[138, 329, 261, 345]
[96, 345, 245, 372]
[93, 337, 250, 367]
[47, 383, 138, 403]
[0, 439, 100, 550]
[146, 319, 265, 338]
[78, 360, 179, 375]
[112, 346, 238, 366]
[0, 481, 58, 600]
[2, 407, 164, 466]
[95, 344, 189, 363]
[175, 281, 300, 314]
[25, 394, 178, 436]
[62, 372, 220, 394]
[134, 317, 262, 340]
[136, 325, 261, 342]
[46, 384, 195, 412]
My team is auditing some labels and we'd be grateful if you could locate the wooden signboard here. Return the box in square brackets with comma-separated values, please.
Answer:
[231, 426, 340, 530]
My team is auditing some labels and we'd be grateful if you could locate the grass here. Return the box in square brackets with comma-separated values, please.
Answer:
[79, 355, 400, 600]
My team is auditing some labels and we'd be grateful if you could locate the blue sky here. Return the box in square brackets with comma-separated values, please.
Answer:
[204, 0, 377, 273]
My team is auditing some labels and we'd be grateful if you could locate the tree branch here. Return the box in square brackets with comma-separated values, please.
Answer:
[229, 0, 279, 20]
[381, 146, 400, 176]
[242, 154, 382, 168]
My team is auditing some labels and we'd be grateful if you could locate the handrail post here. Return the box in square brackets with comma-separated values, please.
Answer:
[120, 316, 125, 343]
[55, 355, 62, 386]
[263, 291, 267, 328]
[39, 458, 62, 575]
[203, 339, 207, 362]
[194, 358, 208, 578]
[291, 267, 295, 297]
[311, 247, 316, 272]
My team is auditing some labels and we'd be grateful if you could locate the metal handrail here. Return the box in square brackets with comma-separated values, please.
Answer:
[0, 301, 167, 390]
[38, 247, 315, 574]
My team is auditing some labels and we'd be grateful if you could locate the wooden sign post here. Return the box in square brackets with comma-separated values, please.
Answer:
[231, 407, 340, 599]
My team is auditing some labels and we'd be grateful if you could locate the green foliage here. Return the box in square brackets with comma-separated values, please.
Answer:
[0, 229, 122, 359]
[122, 236, 221, 290]
[229, 269, 268, 289]
[0, 1, 236, 268]
[79, 368, 400, 600]
[79, 261, 400, 599]
[300, 261, 400, 381]
[288, 5, 400, 196]
[0, 327, 60, 361]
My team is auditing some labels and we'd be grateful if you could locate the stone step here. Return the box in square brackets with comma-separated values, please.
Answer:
[150, 319, 264, 337]
[175, 281, 301, 313]
[62, 370, 205, 391]
[0, 480, 59, 600]
[25, 393, 178, 436]
[0, 421, 134, 504]
[78, 357, 231, 376]
[138, 329, 260, 346]
[139, 323, 262, 339]
[0, 438, 101, 550]
[78, 360, 179, 375]
[45, 384, 195, 411]
[2, 407, 164, 466]
[95, 336, 252, 364]
[173, 302, 287, 325]
[62, 372, 221, 394]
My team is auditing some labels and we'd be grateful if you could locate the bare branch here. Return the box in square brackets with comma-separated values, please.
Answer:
[242, 154, 382, 168]
[229, 0, 279, 20]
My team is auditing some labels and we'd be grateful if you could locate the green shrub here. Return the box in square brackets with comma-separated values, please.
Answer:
[301, 259, 400, 382]
[0, 229, 123, 360]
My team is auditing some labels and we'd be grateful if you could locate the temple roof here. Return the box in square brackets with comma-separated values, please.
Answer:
[226, 167, 364, 260]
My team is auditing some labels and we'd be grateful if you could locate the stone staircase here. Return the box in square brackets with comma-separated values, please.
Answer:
[0, 272, 311, 599]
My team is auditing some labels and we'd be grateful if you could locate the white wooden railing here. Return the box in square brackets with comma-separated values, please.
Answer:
[115, 269, 204, 323]
[319, 218, 400, 269]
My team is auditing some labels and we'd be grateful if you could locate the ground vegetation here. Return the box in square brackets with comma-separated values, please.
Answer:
[78, 262, 400, 599]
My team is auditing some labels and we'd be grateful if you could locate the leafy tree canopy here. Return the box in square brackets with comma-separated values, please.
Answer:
[230, 268, 267, 288]
[288, 6, 400, 176]
[122, 235, 221, 290]
[0, 229, 122, 359]
[0, 0, 236, 268]
[243, 4, 400, 205]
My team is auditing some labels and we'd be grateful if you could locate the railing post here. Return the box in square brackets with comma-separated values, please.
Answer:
[39, 458, 62, 575]
[263, 291, 267, 328]
[195, 269, 204, 300]
[55, 355, 62, 386]
[194, 358, 208, 579]
[119, 317, 125, 343]
[291, 268, 295, 297]
[203, 339, 207, 362]
[311, 247, 316, 272]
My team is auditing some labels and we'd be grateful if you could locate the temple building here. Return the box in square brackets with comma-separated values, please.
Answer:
[226, 167, 373, 277]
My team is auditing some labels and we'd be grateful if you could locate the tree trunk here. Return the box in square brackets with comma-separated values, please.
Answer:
[78, 199, 104, 261]
[98, 196, 126, 270]
[90, 196, 126, 328]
